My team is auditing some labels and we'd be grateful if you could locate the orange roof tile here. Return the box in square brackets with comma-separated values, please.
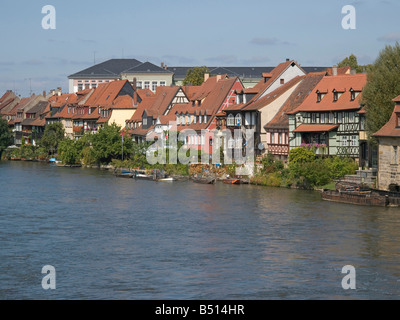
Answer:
[287, 73, 367, 114]
[265, 72, 326, 130]
[373, 104, 400, 137]
[293, 124, 339, 133]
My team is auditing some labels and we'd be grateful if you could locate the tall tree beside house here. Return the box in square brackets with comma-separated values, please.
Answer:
[0, 118, 13, 156]
[39, 122, 65, 155]
[58, 138, 81, 165]
[362, 43, 400, 142]
[90, 123, 133, 164]
[183, 66, 210, 86]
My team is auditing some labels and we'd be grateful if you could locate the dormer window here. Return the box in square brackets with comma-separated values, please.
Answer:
[333, 90, 338, 102]
[316, 90, 326, 103]
[198, 100, 202, 107]
[397, 114, 400, 128]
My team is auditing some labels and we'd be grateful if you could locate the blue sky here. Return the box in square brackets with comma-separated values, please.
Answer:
[0, 0, 399, 97]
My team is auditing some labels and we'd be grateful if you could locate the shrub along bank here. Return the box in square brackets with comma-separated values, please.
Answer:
[251, 147, 358, 190]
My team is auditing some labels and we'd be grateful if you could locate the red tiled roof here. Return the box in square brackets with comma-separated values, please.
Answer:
[373, 104, 400, 137]
[293, 124, 339, 133]
[287, 73, 367, 114]
[265, 72, 326, 130]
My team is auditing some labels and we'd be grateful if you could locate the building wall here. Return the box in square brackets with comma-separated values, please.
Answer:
[377, 137, 400, 191]
[260, 64, 305, 98]
[61, 119, 74, 139]
[109, 109, 136, 129]
[120, 73, 173, 91]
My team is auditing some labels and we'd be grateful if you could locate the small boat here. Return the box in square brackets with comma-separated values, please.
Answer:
[192, 177, 216, 184]
[223, 179, 241, 185]
[115, 172, 133, 178]
[155, 177, 176, 182]
[134, 173, 154, 180]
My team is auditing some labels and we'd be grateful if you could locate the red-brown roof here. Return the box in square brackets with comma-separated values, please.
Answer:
[373, 104, 400, 137]
[287, 73, 367, 114]
[265, 72, 326, 130]
[293, 124, 339, 133]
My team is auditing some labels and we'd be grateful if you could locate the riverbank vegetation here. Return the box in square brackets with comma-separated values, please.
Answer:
[2, 121, 358, 187]
[251, 147, 358, 190]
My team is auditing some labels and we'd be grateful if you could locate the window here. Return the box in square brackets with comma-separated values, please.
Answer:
[137, 81, 142, 89]
[78, 84, 83, 91]
[143, 117, 148, 126]
[333, 90, 338, 102]
[338, 113, 343, 123]
[176, 114, 180, 125]
[152, 81, 158, 91]
[199, 115, 202, 124]
[329, 113, 334, 124]
[397, 116, 400, 128]
[186, 114, 190, 125]
[341, 135, 348, 147]
[88, 107, 92, 115]
[144, 81, 150, 89]
[321, 113, 325, 124]
[350, 135, 358, 147]
[311, 113, 317, 123]
[271, 133, 275, 144]
[393, 146, 398, 165]
[204, 115, 207, 123]
[194, 116, 197, 124]
[160, 81, 166, 87]
[350, 90, 356, 101]
[227, 114, 234, 126]
[279, 133, 283, 144]
[349, 112, 355, 123]
[235, 114, 242, 126]
[280, 79, 285, 85]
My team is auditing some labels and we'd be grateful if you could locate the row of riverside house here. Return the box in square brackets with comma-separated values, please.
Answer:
[2, 58, 400, 192]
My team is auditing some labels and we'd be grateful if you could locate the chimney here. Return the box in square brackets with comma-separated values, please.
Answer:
[132, 77, 137, 90]
[216, 75, 222, 82]
[204, 73, 210, 82]
[50, 89, 55, 96]
[43, 90, 46, 97]
[161, 62, 164, 69]
[332, 65, 338, 76]
[286, 58, 290, 62]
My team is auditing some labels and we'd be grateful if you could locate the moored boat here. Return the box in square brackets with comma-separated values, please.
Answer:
[321, 189, 389, 207]
[223, 179, 241, 185]
[192, 177, 216, 184]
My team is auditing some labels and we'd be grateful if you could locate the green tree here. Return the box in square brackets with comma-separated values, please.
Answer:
[40, 122, 65, 155]
[337, 54, 363, 73]
[183, 66, 210, 86]
[362, 43, 400, 141]
[288, 147, 316, 164]
[91, 123, 133, 164]
[58, 138, 81, 165]
[0, 118, 13, 156]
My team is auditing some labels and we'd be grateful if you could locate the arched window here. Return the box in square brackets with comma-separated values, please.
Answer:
[235, 114, 242, 126]
[227, 114, 234, 126]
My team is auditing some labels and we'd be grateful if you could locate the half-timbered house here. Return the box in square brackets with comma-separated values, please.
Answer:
[287, 73, 367, 161]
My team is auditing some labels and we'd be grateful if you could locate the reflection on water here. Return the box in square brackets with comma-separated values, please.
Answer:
[1, 161, 400, 299]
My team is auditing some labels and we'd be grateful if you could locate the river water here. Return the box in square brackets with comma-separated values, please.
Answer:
[1, 160, 400, 300]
